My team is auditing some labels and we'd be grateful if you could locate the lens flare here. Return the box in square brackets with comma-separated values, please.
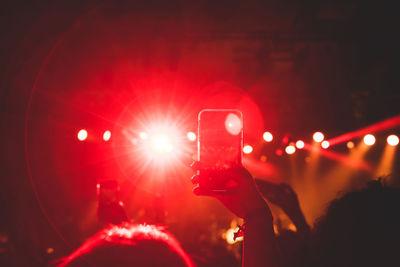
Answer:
[363, 134, 376, 146]
[77, 129, 88, 141]
[152, 135, 173, 152]
[313, 132, 324, 143]
[225, 113, 242, 135]
[139, 132, 148, 139]
[134, 122, 184, 166]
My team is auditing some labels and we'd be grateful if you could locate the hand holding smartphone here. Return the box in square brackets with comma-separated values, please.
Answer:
[197, 109, 243, 191]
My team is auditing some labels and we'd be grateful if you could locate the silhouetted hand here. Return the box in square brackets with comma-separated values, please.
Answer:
[256, 181, 300, 214]
[191, 162, 272, 220]
[256, 180, 310, 233]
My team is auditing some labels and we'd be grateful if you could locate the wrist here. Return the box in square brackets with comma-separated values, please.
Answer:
[244, 205, 273, 224]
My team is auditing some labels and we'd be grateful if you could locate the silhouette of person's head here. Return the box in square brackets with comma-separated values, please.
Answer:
[312, 179, 400, 267]
[56, 223, 193, 267]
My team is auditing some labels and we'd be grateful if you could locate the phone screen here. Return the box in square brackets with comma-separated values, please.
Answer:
[97, 179, 120, 205]
[198, 109, 243, 189]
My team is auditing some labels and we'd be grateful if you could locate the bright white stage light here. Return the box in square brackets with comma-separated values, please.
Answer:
[313, 132, 324, 143]
[77, 129, 88, 141]
[387, 135, 399, 146]
[187, 131, 196, 141]
[363, 134, 376, 146]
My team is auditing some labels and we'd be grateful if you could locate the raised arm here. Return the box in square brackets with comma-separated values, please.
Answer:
[191, 165, 279, 267]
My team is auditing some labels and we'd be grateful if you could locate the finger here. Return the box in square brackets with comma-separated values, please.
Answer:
[280, 183, 295, 194]
[193, 185, 236, 196]
[193, 185, 215, 196]
[225, 167, 252, 183]
[190, 161, 202, 171]
[191, 175, 200, 184]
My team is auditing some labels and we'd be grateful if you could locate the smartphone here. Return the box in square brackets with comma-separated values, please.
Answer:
[198, 109, 243, 190]
[97, 179, 128, 224]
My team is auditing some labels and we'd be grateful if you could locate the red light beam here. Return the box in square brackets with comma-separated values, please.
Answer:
[327, 115, 400, 147]
[303, 143, 372, 171]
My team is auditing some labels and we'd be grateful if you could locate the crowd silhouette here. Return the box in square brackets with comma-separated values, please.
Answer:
[54, 164, 399, 267]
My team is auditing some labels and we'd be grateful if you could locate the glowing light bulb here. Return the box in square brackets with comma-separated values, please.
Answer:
[103, 130, 111, 141]
[263, 132, 273, 142]
[363, 134, 376, 146]
[347, 141, 355, 149]
[285, 145, 296, 155]
[77, 129, 88, 141]
[321, 140, 330, 149]
[243, 145, 253, 154]
[313, 132, 324, 143]
[387, 135, 399, 146]
[295, 140, 305, 149]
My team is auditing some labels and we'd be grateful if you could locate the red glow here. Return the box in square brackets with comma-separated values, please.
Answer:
[103, 130, 111, 141]
[295, 140, 305, 149]
[387, 135, 399, 146]
[313, 132, 324, 143]
[77, 129, 88, 141]
[303, 143, 372, 171]
[263, 132, 273, 142]
[242, 157, 279, 179]
[282, 136, 289, 144]
[321, 140, 330, 149]
[327, 115, 400, 146]
[243, 144, 253, 154]
[275, 149, 283, 156]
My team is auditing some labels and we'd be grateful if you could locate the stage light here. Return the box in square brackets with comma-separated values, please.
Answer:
[387, 135, 399, 146]
[152, 135, 173, 152]
[285, 145, 296, 155]
[295, 140, 305, 149]
[363, 134, 376, 146]
[275, 149, 283, 156]
[346, 141, 355, 149]
[77, 129, 88, 141]
[103, 130, 111, 141]
[263, 132, 273, 142]
[321, 140, 330, 149]
[187, 131, 196, 141]
[136, 122, 183, 165]
[243, 144, 253, 154]
[313, 132, 324, 143]
[139, 132, 148, 139]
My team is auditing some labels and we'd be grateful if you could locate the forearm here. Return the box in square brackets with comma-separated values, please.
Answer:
[285, 206, 310, 235]
[242, 210, 279, 267]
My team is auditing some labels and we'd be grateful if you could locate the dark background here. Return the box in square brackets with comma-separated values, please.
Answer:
[1, 0, 399, 266]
